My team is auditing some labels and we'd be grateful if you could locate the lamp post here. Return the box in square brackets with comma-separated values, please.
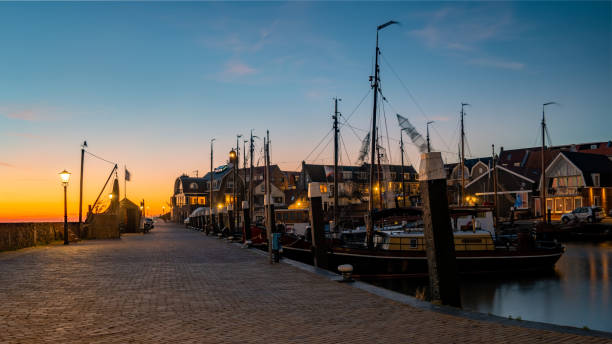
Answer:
[59, 170, 71, 245]
[229, 148, 237, 234]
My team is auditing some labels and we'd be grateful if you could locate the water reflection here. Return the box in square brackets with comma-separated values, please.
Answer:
[366, 242, 612, 332]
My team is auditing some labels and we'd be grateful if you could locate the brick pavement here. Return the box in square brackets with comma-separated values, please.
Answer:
[0, 222, 609, 343]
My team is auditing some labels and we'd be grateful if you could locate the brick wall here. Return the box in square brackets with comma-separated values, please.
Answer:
[0, 222, 80, 251]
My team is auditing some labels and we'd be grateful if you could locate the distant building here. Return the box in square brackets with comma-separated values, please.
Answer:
[540, 151, 612, 216]
[299, 162, 419, 212]
[171, 164, 244, 223]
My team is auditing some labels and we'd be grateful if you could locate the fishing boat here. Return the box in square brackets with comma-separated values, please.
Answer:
[280, 206, 564, 277]
[277, 21, 564, 278]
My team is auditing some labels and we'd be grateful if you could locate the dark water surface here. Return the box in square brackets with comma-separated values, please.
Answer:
[367, 242, 612, 332]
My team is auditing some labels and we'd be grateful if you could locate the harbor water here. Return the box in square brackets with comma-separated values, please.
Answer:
[367, 242, 612, 333]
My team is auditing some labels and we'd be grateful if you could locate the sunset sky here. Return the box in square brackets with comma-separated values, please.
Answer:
[0, 2, 610, 221]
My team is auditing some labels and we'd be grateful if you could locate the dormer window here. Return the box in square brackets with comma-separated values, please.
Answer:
[592, 173, 600, 187]
[190, 182, 198, 190]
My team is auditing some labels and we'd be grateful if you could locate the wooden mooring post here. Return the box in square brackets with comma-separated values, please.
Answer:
[419, 152, 461, 307]
[308, 182, 328, 269]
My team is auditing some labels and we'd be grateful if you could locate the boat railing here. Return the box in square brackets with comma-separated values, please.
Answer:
[379, 237, 496, 251]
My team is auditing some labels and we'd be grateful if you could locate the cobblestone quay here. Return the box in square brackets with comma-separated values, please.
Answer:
[0, 222, 609, 343]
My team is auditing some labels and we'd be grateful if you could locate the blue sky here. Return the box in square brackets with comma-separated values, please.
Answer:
[0, 1, 610, 217]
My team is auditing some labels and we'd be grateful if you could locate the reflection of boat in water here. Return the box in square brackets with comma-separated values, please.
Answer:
[280, 207, 565, 278]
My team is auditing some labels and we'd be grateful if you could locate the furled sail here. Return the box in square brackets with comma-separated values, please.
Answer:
[356, 132, 370, 165]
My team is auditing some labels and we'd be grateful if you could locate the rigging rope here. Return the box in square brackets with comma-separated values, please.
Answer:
[380, 52, 430, 121]
[85, 150, 116, 166]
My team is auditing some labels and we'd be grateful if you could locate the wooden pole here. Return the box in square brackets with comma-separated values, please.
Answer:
[265, 131, 273, 263]
[419, 152, 461, 307]
[78, 143, 85, 229]
[308, 182, 328, 269]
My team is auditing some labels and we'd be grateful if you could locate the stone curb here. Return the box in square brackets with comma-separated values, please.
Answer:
[211, 232, 612, 340]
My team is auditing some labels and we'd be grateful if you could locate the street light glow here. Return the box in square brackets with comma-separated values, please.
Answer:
[59, 170, 71, 184]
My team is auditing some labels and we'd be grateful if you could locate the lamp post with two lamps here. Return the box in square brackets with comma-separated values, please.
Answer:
[59, 170, 71, 245]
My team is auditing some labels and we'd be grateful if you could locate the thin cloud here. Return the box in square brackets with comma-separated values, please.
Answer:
[8, 132, 45, 139]
[469, 58, 524, 70]
[4, 109, 37, 121]
[0, 106, 66, 122]
[224, 61, 257, 77]
[408, 4, 525, 70]
[408, 5, 516, 51]
[0, 161, 14, 168]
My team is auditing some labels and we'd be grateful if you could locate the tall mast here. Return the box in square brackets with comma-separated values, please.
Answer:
[242, 140, 246, 196]
[250, 130, 255, 221]
[209, 138, 215, 228]
[460, 103, 469, 206]
[541, 102, 556, 221]
[426, 121, 434, 153]
[492, 144, 498, 230]
[333, 97, 340, 232]
[400, 130, 405, 207]
[367, 21, 397, 248]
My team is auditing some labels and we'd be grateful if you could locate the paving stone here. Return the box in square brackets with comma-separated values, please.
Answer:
[0, 222, 609, 343]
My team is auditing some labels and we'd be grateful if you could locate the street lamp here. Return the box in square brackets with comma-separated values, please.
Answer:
[59, 169, 71, 245]
[108, 193, 113, 200]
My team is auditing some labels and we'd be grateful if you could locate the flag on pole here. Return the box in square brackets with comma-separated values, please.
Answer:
[125, 168, 131, 181]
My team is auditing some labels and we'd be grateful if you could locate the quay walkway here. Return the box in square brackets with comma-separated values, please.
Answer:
[0, 222, 610, 343]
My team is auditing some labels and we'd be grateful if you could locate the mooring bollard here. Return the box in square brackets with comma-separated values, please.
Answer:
[419, 152, 461, 307]
[337, 264, 354, 282]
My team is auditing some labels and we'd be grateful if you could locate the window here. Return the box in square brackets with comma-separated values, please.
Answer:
[592, 174, 600, 187]
[555, 198, 563, 213]
[190, 182, 198, 190]
[564, 198, 572, 212]
[320, 184, 328, 194]
[591, 144, 598, 149]
[515, 192, 528, 209]
[273, 197, 283, 204]
[390, 172, 396, 180]
[410, 239, 418, 248]
[574, 198, 582, 210]
[546, 199, 553, 211]
[342, 171, 352, 180]
[594, 196, 602, 207]
[403, 173, 411, 180]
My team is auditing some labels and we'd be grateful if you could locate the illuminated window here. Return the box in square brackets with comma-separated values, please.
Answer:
[320, 184, 328, 193]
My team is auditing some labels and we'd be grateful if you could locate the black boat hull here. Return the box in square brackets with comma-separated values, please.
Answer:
[281, 246, 564, 278]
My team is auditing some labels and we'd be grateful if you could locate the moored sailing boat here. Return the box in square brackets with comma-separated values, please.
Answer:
[279, 21, 564, 277]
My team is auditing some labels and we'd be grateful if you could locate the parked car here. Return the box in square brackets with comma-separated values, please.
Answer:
[144, 217, 155, 231]
[561, 206, 603, 224]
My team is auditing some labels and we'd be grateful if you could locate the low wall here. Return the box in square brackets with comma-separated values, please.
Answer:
[0, 222, 80, 251]
[83, 214, 120, 239]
